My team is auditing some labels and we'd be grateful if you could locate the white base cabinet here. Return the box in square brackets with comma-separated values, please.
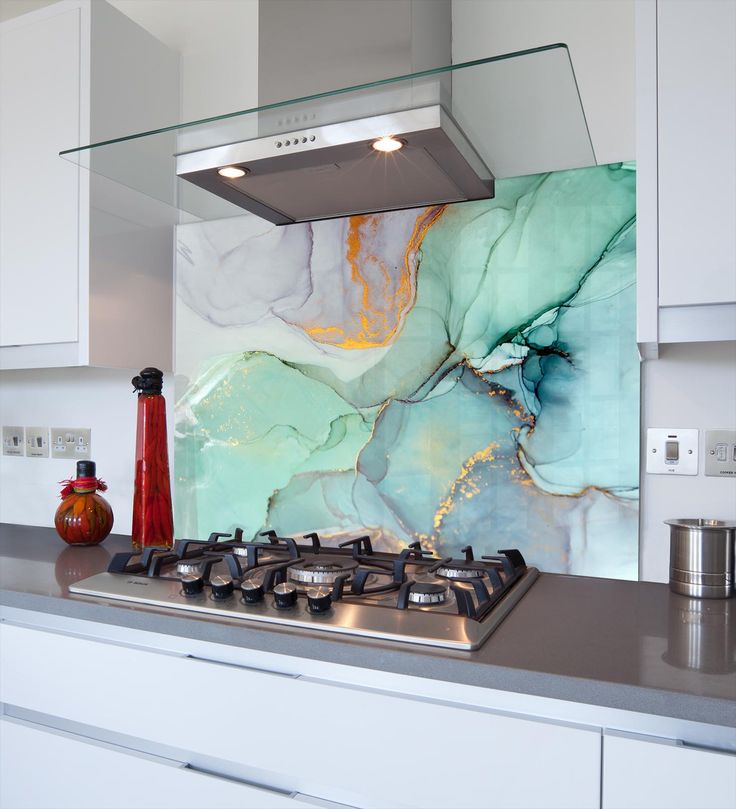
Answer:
[603, 731, 736, 809]
[0, 622, 600, 809]
[1, 612, 734, 809]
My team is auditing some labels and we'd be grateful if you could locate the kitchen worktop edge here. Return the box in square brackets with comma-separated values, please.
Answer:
[1, 523, 734, 729]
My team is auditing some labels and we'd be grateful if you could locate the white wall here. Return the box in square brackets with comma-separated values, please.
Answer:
[452, 0, 635, 165]
[639, 342, 736, 582]
[0, 1, 259, 120]
[0, 369, 174, 530]
[0, 0, 259, 532]
[0, 0, 53, 21]
[110, 0, 258, 121]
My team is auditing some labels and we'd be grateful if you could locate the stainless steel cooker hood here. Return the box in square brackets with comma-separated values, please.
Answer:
[169, 40, 597, 226]
[176, 105, 494, 225]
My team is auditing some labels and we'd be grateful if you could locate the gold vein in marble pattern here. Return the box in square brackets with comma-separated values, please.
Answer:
[467, 363, 536, 427]
[433, 442, 501, 532]
[305, 205, 446, 349]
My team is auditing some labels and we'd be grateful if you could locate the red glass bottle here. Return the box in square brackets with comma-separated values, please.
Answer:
[55, 460, 114, 545]
[131, 367, 174, 551]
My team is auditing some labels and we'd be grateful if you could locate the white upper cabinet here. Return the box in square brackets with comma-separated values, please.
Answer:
[657, 0, 736, 308]
[0, 6, 81, 349]
[0, 0, 178, 370]
[636, 0, 736, 354]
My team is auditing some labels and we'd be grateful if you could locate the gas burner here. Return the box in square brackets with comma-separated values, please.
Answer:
[176, 559, 205, 575]
[288, 556, 358, 585]
[435, 565, 485, 580]
[408, 582, 448, 605]
[230, 545, 285, 562]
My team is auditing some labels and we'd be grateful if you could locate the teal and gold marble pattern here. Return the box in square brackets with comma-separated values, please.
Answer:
[175, 163, 638, 577]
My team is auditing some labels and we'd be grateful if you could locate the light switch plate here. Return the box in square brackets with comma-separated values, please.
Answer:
[2, 426, 24, 456]
[26, 426, 49, 458]
[646, 428, 699, 475]
[50, 427, 91, 460]
[704, 429, 736, 477]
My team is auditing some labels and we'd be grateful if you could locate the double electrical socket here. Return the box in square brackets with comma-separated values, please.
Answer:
[50, 428, 91, 460]
[1, 426, 91, 459]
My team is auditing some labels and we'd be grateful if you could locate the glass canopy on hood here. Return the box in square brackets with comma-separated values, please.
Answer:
[61, 45, 596, 223]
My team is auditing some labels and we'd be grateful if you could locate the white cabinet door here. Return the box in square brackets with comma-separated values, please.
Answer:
[603, 732, 736, 809]
[0, 717, 326, 809]
[0, 7, 80, 347]
[0, 622, 601, 809]
[657, 0, 736, 308]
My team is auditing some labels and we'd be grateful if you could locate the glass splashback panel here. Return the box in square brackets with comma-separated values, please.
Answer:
[61, 45, 596, 221]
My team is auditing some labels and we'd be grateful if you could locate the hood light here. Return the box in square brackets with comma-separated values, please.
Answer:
[218, 166, 247, 179]
[371, 136, 405, 153]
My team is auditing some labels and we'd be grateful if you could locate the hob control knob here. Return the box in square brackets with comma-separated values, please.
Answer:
[181, 573, 204, 597]
[273, 581, 298, 609]
[211, 575, 234, 600]
[241, 579, 264, 604]
[307, 586, 332, 614]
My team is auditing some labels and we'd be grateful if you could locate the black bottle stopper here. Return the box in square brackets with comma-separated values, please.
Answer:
[76, 460, 97, 478]
[132, 367, 163, 395]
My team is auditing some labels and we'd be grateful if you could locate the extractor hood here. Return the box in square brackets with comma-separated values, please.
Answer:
[60, 46, 596, 224]
[176, 105, 494, 225]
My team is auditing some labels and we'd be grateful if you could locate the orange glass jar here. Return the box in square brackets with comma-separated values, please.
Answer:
[55, 460, 114, 546]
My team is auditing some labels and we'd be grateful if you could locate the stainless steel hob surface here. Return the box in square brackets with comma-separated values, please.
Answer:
[69, 531, 538, 650]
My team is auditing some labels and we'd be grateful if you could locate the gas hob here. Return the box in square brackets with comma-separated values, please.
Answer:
[69, 531, 538, 650]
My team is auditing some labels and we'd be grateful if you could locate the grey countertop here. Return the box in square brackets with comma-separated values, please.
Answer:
[1, 523, 734, 727]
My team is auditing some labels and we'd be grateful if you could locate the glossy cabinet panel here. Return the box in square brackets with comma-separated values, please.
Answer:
[0, 622, 601, 809]
[0, 717, 324, 809]
[603, 732, 736, 809]
[0, 7, 80, 348]
[657, 0, 736, 308]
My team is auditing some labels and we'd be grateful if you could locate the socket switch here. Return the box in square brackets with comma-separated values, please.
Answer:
[26, 427, 49, 458]
[646, 428, 699, 475]
[704, 430, 736, 477]
[51, 427, 91, 460]
[2, 426, 25, 457]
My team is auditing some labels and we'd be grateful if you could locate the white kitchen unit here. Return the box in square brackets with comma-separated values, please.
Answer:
[2, 610, 735, 809]
[0, 619, 601, 809]
[0, 0, 178, 371]
[603, 731, 736, 809]
[636, 0, 736, 357]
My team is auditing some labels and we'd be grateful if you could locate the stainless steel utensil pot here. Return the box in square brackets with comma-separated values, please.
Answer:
[665, 519, 735, 599]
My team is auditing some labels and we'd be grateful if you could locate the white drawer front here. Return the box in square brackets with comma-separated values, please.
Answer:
[0, 623, 600, 809]
[603, 732, 736, 809]
[0, 717, 324, 809]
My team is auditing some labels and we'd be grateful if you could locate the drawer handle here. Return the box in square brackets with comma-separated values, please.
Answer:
[184, 764, 294, 796]
[184, 654, 298, 678]
[185, 766, 358, 808]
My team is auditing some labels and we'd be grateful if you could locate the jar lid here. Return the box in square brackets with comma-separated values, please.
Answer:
[665, 518, 736, 530]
